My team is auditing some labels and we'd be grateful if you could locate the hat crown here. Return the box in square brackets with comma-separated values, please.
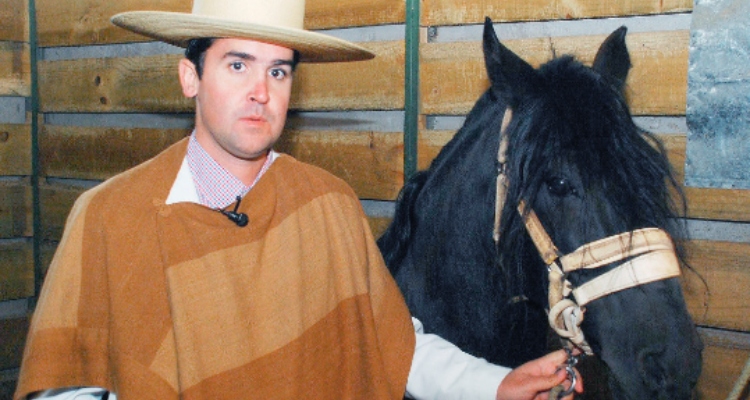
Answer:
[192, 0, 305, 30]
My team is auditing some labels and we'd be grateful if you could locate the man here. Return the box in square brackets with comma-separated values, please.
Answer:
[15, 0, 581, 399]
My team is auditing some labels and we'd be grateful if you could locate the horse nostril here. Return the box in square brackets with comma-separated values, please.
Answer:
[639, 348, 667, 393]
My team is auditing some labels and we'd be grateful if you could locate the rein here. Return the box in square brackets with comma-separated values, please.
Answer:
[493, 108, 682, 357]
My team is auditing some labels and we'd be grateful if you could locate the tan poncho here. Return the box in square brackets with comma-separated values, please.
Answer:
[16, 139, 415, 399]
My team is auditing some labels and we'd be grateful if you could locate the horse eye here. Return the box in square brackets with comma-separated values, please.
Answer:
[546, 177, 574, 197]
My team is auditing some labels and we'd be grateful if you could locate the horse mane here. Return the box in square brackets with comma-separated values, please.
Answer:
[376, 169, 429, 274]
[378, 90, 505, 276]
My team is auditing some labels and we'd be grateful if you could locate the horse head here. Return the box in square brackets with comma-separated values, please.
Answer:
[484, 18, 703, 399]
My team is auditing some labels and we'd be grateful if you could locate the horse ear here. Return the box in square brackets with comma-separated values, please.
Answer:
[592, 26, 631, 91]
[483, 17, 538, 103]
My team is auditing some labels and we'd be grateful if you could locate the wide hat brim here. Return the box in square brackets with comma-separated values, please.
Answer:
[111, 11, 375, 63]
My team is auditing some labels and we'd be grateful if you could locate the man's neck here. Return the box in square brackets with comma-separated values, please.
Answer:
[193, 132, 269, 186]
[185, 133, 276, 209]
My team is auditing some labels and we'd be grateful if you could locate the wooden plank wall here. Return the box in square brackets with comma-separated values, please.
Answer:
[0, 0, 32, 397]
[2, 0, 749, 398]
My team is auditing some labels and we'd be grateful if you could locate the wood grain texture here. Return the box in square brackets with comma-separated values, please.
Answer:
[696, 329, 750, 400]
[421, 30, 689, 116]
[0, 0, 29, 42]
[292, 41, 405, 111]
[40, 125, 190, 180]
[0, 182, 32, 238]
[422, 0, 693, 26]
[0, 315, 29, 370]
[683, 240, 750, 332]
[38, 54, 190, 113]
[683, 187, 750, 223]
[305, 0, 406, 29]
[39, 184, 83, 242]
[41, 125, 404, 200]
[276, 129, 404, 200]
[0, 240, 34, 301]
[0, 41, 30, 96]
[35, 0, 402, 46]
[0, 124, 31, 176]
[38, 41, 403, 113]
[35, 0, 190, 46]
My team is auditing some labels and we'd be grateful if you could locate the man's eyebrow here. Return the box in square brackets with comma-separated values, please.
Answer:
[224, 51, 294, 67]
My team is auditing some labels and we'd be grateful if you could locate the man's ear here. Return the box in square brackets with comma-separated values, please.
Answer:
[179, 58, 199, 98]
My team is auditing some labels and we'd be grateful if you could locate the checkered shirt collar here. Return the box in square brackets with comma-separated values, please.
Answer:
[186, 133, 273, 209]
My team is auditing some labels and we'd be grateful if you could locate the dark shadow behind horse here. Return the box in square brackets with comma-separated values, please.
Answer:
[378, 19, 702, 399]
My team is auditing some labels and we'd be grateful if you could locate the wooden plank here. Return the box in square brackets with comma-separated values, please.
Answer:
[36, 0, 190, 47]
[684, 187, 750, 223]
[421, 30, 689, 116]
[696, 328, 750, 400]
[38, 53, 191, 113]
[0, 240, 34, 301]
[423, 0, 693, 26]
[0, 316, 29, 370]
[682, 240, 750, 332]
[41, 125, 190, 180]
[36, 0, 402, 47]
[276, 129, 404, 200]
[305, 0, 406, 29]
[0, 124, 31, 176]
[292, 41, 405, 111]
[39, 184, 83, 242]
[0, 0, 29, 42]
[0, 41, 30, 97]
[0, 182, 32, 239]
[38, 41, 404, 113]
[42, 125, 403, 200]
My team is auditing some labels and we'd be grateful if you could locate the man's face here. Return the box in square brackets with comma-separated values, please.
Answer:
[179, 38, 295, 173]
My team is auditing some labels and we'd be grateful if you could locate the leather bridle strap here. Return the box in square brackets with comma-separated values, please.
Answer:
[493, 108, 513, 243]
[564, 230, 681, 305]
[517, 201, 682, 355]
[559, 227, 676, 273]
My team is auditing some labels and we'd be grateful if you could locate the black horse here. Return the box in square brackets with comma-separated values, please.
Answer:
[378, 19, 702, 399]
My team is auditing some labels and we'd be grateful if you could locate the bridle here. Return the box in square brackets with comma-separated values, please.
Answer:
[492, 108, 682, 356]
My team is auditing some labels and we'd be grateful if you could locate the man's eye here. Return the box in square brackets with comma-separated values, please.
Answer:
[270, 68, 288, 80]
[230, 62, 245, 71]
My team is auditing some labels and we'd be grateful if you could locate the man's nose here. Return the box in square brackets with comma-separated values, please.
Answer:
[248, 76, 270, 104]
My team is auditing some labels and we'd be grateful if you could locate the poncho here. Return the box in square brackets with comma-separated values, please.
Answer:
[15, 139, 415, 399]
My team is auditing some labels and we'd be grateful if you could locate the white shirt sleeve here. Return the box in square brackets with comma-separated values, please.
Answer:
[26, 388, 115, 400]
[405, 317, 510, 400]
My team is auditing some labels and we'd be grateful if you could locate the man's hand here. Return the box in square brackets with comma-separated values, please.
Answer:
[495, 349, 583, 400]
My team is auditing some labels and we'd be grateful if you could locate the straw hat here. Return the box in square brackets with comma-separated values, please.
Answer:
[111, 0, 374, 63]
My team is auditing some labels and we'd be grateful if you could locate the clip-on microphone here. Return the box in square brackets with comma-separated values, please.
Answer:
[218, 195, 249, 227]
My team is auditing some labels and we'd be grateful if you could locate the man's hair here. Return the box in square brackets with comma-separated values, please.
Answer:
[185, 38, 301, 78]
